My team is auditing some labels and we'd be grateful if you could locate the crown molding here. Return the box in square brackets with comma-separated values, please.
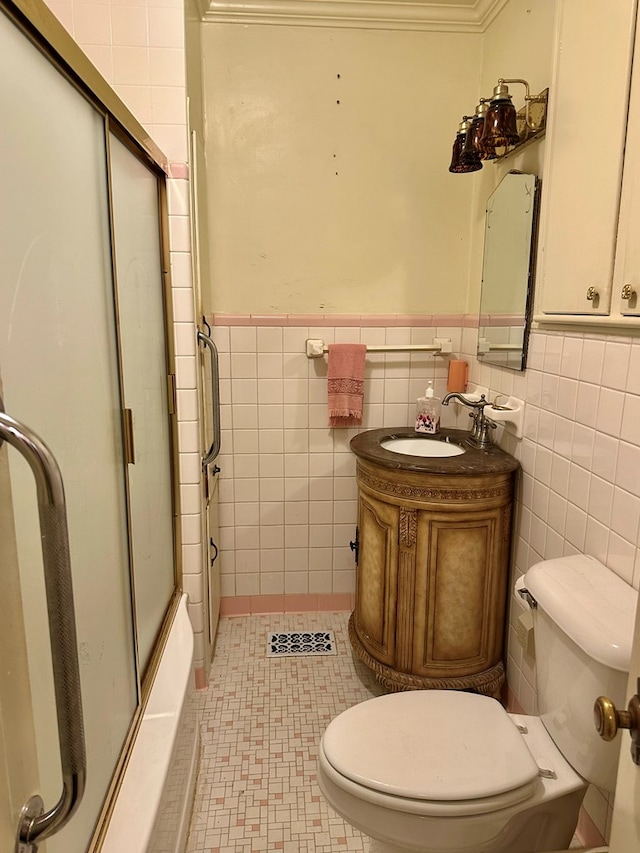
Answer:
[198, 0, 509, 33]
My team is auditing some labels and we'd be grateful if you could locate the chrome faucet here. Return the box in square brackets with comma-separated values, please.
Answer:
[441, 392, 497, 450]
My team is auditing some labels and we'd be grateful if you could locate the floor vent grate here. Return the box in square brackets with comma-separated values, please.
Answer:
[266, 631, 337, 657]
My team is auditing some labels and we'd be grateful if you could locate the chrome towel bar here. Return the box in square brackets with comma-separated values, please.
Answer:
[305, 337, 453, 358]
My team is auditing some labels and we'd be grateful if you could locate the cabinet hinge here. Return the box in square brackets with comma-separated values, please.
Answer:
[167, 373, 177, 415]
[123, 408, 135, 465]
[350, 527, 359, 565]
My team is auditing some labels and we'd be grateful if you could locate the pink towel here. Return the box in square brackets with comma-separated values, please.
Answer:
[327, 343, 367, 427]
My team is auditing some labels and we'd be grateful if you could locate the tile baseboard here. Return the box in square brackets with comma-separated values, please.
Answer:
[220, 592, 355, 617]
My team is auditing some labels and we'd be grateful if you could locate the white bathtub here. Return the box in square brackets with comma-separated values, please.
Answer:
[102, 594, 200, 853]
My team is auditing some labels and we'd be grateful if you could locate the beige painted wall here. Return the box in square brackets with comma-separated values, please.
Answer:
[199, 24, 482, 315]
[466, 0, 557, 315]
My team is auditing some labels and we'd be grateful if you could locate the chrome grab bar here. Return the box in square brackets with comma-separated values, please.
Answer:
[0, 406, 86, 852]
[197, 327, 221, 468]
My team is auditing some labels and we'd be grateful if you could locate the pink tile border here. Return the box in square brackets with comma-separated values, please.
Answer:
[220, 593, 355, 617]
[169, 162, 189, 179]
[247, 314, 289, 326]
[575, 805, 606, 847]
[211, 313, 252, 326]
[194, 666, 207, 690]
[209, 313, 473, 328]
[479, 314, 525, 326]
[328, 314, 364, 327]
[506, 686, 525, 714]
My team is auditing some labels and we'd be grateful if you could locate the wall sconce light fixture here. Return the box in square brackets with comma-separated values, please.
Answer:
[450, 78, 548, 172]
[449, 116, 482, 173]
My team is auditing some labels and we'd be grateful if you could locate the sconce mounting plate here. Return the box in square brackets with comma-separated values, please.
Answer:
[494, 88, 549, 163]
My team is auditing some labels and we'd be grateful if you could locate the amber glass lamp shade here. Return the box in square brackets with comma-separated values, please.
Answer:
[481, 94, 520, 151]
[449, 119, 481, 173]
[460, 116, 485, 168]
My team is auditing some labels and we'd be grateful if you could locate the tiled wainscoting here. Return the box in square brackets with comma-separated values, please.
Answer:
[206, 315, 640, 844]
[209, 315, 468, 607]
[471, 324, 640, 845]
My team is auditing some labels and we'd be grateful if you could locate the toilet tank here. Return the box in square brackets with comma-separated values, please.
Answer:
[523, 555, 637, 793]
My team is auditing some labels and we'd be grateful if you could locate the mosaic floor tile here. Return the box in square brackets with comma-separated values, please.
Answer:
[186, 612, 382, 852]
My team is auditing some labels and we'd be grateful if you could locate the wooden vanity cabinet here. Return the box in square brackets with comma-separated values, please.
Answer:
[350, 451, 517, 698]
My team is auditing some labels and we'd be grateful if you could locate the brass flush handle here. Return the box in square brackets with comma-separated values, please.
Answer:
[586, 286, 598, 301]
[621, 284, 636, 300]
[594, 680, 640, 766]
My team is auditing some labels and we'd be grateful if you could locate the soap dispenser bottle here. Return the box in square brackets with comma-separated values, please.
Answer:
[415, 381, 441, 435]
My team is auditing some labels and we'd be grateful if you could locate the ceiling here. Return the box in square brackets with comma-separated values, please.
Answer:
[196, 0, 509, 32]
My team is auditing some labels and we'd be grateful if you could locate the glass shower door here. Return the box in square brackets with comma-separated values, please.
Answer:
[0, 9, 138, 851]
[109, 132, 176, 675]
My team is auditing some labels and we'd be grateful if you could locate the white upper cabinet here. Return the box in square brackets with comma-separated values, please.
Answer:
[614, 14, 640, 317]
[536, 0, 638, 320]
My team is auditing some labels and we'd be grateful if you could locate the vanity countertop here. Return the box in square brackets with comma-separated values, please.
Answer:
[350, 427, 520, 476]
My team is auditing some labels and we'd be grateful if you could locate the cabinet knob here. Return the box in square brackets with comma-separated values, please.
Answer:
[586, 286, 598, 301]
[621, 284, 636, 300]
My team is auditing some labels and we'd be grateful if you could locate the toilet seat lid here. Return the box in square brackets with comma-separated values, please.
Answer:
[322, 691, 539, 801]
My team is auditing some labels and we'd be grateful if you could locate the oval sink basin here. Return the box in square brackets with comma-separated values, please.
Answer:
[380, 437, 466, 458]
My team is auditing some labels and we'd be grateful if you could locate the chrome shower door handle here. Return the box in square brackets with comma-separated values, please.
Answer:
[197, 329, 221, 468]
[0, 408, 86, 851]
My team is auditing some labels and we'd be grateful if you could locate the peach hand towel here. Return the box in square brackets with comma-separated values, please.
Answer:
[327, 343, 367, 427]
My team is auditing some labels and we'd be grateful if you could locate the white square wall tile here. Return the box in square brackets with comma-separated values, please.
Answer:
[565, 504, 587, 551]
[560, 336, 583, 379]
[610, 488, 640, 543]
[257, 327, 284, 352]
[181, 513, 201, 545]
[284, 327, 307, 352]
[175, 355, 197, 389]
[170, 251, 193, 290]
[607, 533, 636, 585]
[260, 526, 284, 549]
[148, 6, 184, 48]
[180, 483, 201, 515]
[111, 6, 149, 48]
[591, 433, 619, 483]
[174, 322, 197, 356]
[334, 327, 361, 344]
[181, 542, 202, 575]
[231, 353, 257, 378]
[176, 388, 198, 420]
[230, 326, 257, 352]
[580, 338, 606, 384]
[601, 340, 631, 391]
[232, 378, 258, 404]
[567, 464, 590, 511]
[588, 478, 614, 526]
[74, 4, 113, 45]
[112, 45, 150, 86]
[178, 419, 199, 453]
[596, 387, 625, 437]
[258, 379, 284, 404]
[257, 353, 283, 378]
[150, 47, 186, 88]
[235, 573, 260, 595]
[621, 392, 640, 444]
[616, 442, 640, 496]
[151, 85, 187, 126]
[168, 215, 191, 253]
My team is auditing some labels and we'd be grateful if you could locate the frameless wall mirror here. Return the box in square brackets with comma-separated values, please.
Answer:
[477, 171, 539, 371]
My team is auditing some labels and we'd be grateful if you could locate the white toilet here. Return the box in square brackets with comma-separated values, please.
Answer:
[317, 555, 636, 853]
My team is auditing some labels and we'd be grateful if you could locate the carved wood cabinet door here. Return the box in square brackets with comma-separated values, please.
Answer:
[354, 492, 399, 668]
